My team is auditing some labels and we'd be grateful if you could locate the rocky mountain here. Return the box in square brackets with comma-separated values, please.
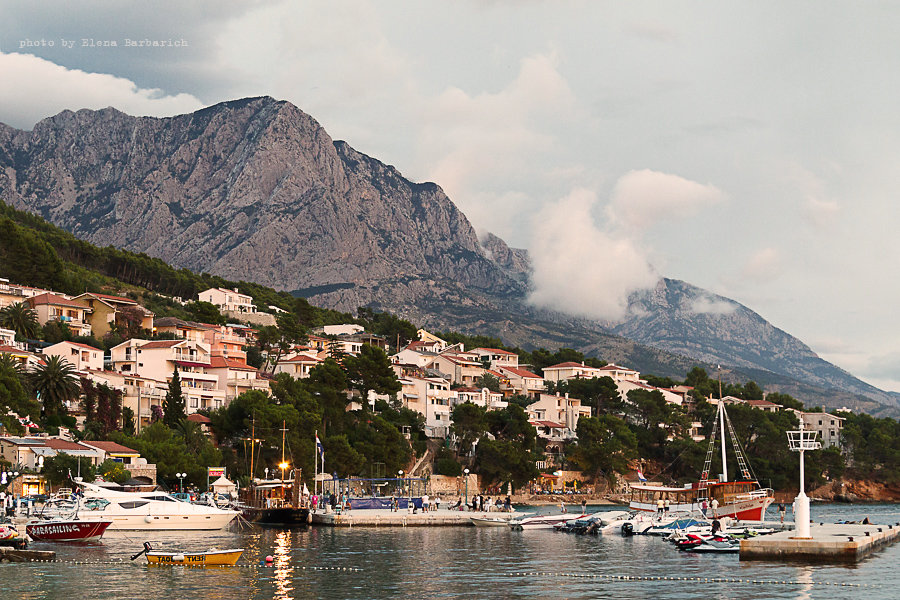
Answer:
[1, 97, 895, 416]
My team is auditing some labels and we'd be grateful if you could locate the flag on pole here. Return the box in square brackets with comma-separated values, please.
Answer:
[636, 469, 647, 482]
[316, 435, 324, 460]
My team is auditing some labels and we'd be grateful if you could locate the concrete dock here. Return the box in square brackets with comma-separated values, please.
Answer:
[311, 508, 518, 527]
[740, 522, 900, 562]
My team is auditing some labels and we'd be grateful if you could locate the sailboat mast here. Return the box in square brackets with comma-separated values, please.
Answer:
[719, 401, 728, 482]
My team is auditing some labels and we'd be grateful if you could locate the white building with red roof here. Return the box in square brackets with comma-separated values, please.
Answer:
[274, 353, 323, 379]
[431, 353, 486, 387]
[109, 338, 225, 414]
[26, 292, 92, 336]
[43, 341, 104, 372]
[454, 386, 506, 410]
[469, 347, 519, 370]
[496, 365, 545, 398]
[207, 355, 270, 399]
[526, 392, 592, 444]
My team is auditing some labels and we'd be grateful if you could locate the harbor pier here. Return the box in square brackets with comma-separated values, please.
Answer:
[740, 522, 900, 562]
[311, 508, 517, 527]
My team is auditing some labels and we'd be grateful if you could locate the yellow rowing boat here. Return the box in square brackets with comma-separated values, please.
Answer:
[145, 548, 244, 566]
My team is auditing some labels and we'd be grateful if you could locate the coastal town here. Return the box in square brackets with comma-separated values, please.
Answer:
[0, 275, 854, 507]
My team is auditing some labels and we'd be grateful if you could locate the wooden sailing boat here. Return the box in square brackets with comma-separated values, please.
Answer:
[628, 401, 775, 521]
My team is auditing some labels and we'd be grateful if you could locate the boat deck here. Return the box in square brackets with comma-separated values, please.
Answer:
[740, 522, 900, 562]
[311, 508, 517, 527]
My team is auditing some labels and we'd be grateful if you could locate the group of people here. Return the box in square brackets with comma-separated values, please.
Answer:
[466, 494, 512, 512]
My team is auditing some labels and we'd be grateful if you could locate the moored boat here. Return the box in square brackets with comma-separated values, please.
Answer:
[26, 519, 112, 542]
[470, 516, 510, 527]
[629, 402, 774, 522]
[74, 481, 239, 530]
[509, 512, 583, 530]
[131, 542, 243, 566]
[240, 469, 310, 526]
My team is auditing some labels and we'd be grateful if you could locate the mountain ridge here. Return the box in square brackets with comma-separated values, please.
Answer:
[1, 96, 895, 416]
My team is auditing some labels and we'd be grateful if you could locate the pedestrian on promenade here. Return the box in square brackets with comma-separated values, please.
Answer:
[701, 499, 708, 517]
[656, 498, 664, 518]
[664, 498, 670, 514]
[581, 499, 587, 514]
[778, 503, 786, 523]
[711, 498, 719, 518]
[560, 499, 566, 514]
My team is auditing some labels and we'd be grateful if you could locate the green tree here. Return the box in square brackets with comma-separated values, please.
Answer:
[41, 320, 73, 344]
[568, 415, 638, 482]
[343, 344, 401, 399]
[450, 402, 486, 456]
[322, 434, 366, 477]
[0, 302, 40, 339]
[184, 300, 225, 325]
[98, 459, 131, 484]
[31, 354, 80, 417]
[474, 372, 501, 393]
[162, 369, 187, 427]
[0, 353, 38, 433]
[474, 438, 539, 488]
[43, 453, 97, 486]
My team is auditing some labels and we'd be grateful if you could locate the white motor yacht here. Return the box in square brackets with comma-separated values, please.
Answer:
[509, 512, 583, 530]
[74, 482, 238, 530]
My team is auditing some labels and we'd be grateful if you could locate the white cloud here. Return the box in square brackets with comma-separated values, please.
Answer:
[0, 52, 204, 129]
[607, 169, 724, 233]
[526, 188, 657, 321]
[802, 196, 840, 228]
[691, 296, 736, 315]
[740, 247, 784, 283]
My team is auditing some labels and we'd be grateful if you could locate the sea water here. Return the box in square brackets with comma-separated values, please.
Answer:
[2, 503, 898, 599]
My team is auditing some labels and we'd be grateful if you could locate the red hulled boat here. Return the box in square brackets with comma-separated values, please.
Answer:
[26, 519, 112, 542]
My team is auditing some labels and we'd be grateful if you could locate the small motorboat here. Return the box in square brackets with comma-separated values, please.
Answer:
[470, 516, 510, 527]
[509, 512, 583, 530]
[675, 534, 740, 553]
[131, 542, 244, 566]
[26, 519, 112, 542]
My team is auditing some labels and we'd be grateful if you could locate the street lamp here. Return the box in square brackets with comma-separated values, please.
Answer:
[397, 470, 403, 505]
[463, 468, 470, 507]
[1, 470, 19, 485]
[264, 467, 270, 480]
[176, 472, 186, 493]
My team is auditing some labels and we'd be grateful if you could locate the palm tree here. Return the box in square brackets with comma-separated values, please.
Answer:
[31, 355, 81, 417]
[0, 302, 41, 339]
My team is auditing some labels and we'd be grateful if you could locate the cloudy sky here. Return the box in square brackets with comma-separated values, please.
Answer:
[2, 1, 899, 391]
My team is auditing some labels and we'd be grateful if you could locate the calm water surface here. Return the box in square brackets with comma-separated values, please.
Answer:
[3, 503, 899, 599]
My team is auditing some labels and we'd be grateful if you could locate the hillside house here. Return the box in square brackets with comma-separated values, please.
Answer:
[26, 292, 92, 336]
[72, 292, 154, 338]
[199, 287, 257, 314]
[470, 347, 519, 370]
[496, 365, 545, 398]
[43, 341, 104, 373]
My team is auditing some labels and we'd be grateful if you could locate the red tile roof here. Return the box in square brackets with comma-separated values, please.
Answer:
[42, 438, 93, 451]
[208, 356, 256, 370]
[28, 292, 87, 309]
[139, 340, 183, 349]
[543, 362, 590, 370]
[83, 440, 139, 454]
[500, 366, 542, 379]
[473, 347, 517, 355]
[187, 414, 212, 424]
[79, 292, 137, 305]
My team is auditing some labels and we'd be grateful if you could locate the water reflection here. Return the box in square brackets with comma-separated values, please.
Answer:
[273, 530, 293, 600]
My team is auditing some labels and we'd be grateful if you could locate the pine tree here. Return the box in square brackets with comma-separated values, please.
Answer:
[162, 368, 187, 428]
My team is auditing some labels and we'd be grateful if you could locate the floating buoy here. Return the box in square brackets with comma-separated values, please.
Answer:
[265, 555, 274, 564]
